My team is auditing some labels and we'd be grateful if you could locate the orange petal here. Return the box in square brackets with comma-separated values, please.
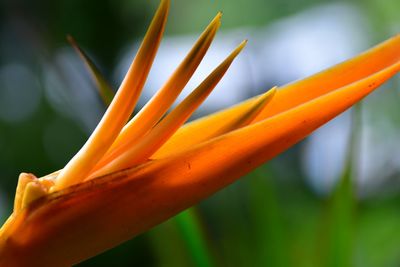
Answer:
[52, 0, 169, 191]
[90, 41, 247, 178]
[155, 34, 400, 158]
[153, 86, 276, 158]
[254, 34, 400, 121]
[1, 54, 397, 267]
[95, 13, 222, 169]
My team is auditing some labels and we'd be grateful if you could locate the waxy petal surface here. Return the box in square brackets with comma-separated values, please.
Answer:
[153, 87, 276, 158]
[0, 50, 398, 267]
[156, 34, 400, 157]
[95, 13, 222, 169]
[91, 41, 247, 177]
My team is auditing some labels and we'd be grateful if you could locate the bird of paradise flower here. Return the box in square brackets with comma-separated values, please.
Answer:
[0, 0, 399, 266]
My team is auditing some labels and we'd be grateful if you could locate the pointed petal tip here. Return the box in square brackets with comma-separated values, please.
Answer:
[232, 40, 248, 56]
[236, 39, 248, 53]
[151, 0, 170, 30]
[266, 86, 277, 95]
[259, 86, 277, 102]
[66, 35, 82, 55]
[210, 12, 223, 29]
[160, 0, 170, 10]
[244, 87, 277, 125]
[67, 35, 82, 53]
[66, 34, 75, 45]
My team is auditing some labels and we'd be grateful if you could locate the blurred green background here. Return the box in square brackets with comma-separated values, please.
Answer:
[0, 0, 399, 266]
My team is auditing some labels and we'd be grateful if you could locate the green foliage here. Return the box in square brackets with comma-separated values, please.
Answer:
[68, 36, 115, 106]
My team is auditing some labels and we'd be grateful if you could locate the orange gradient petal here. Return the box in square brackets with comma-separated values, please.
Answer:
[153, 86, 276, 158]
[53, 0, 169, 191]
[155, 34, 400, 158]
[0, 49, 398, 267]
[95, 13, 222, 169]
[90, 41, 247, 178]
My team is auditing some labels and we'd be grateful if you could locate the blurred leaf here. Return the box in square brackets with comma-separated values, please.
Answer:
[324, 166, 354, 267]
[147, 220, 192, 267]
[147, 209, 215, 267]
[68, 35, 115, 105]
[248, 167, 289, 267]
[214, 183, 257, 267]
[356, 195, 400, 267]
[320, 107, 361, 267]
[174, 209, 215, 267]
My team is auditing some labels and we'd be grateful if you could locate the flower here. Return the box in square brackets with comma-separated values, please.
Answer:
[0, 0, 399, 265]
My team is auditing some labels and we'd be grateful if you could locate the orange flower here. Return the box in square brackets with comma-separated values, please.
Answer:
[0, 0, 399, 265]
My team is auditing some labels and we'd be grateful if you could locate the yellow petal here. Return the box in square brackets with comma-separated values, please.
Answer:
[52, 0, 169, 191]
[154, 34, 400, 158]
[90, 41, 247, 178]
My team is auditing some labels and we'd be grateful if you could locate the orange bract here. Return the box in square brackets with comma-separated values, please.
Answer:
[156, 34, 400, 158]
